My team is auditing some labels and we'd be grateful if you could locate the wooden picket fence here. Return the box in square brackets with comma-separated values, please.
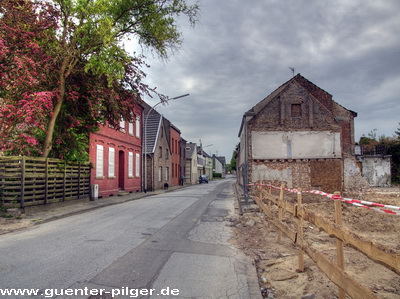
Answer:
[252, 181, 399, 299]
[0, 156, 91, 209]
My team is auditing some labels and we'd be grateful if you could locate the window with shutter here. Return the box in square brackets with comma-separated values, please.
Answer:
[108, 147, 115, 177]
[128, 152, 133, 177]
[136, 116, 140, 137]
[96, 145, 104, 177]
[135, 153, 140, 177]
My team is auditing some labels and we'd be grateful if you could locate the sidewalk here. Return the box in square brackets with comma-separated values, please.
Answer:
[0, 185, 187, 235]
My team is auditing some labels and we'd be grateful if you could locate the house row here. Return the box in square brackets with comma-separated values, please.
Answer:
[237, 73, 386, 193]
[89, 100, 226, 198]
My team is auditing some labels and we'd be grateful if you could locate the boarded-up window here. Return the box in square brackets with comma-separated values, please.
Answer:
[291, 104, 301, 117]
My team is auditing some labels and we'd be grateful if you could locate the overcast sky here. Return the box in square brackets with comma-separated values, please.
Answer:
[130, 0, 400, 161]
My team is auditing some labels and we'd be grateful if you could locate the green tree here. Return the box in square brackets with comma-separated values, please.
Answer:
[40, 0, 199, 158]
[226, 146, 237, 173]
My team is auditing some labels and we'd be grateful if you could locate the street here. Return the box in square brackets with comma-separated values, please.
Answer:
[0, 178, 260, 299]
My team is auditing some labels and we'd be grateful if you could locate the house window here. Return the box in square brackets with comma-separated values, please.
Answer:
[158, 166, 162, 182]
[128, 152, 133, 177]
[166, 149, 169, 159]
[159, 146, 162, 158]
[291, 104, 302, 117]
[135, 116, 140, 137]
[128, 122, 134, 135]
[96, 145, 104, 177]
[135, 153, 140, 177]
[166, 167, 169, 181]
[108, 147, 115, 177]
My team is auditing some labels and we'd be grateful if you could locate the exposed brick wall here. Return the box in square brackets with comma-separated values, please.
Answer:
[310, 159, 343, 192]
[293, 74, 333, 112]
[250, 82, 341, 133]
[251, 158, 343, 192]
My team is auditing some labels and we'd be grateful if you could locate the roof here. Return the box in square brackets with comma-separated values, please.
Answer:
[213, 155, 226, 166]
[144, 113, 162, 154]
[185, 142, 197, 159]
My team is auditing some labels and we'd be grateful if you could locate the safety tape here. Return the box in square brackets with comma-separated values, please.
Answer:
[247, 183, 400, 215]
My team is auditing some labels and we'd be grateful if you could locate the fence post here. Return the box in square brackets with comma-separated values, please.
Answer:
[267, 181, 272, 226]
[257, 181, 263, 214]
[20, 156, 26, 210]
[334, 191, 346, 299]
[77, 163, 80, 199]
[297, 188, 304, 272]
[62, 160, 66, 202]
[277, 182, 284, 243]
[45, 158, 49, 204]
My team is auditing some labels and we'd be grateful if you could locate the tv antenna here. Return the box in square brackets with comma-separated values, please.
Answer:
[289, 67, 295, 77]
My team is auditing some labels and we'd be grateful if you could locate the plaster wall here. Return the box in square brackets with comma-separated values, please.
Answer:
[252, 131, 341, 159]
[360, 156, 391, 186]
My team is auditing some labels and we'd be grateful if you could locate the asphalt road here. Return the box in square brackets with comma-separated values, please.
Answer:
[0, 178, 260, 299]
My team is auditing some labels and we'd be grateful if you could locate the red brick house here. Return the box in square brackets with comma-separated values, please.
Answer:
[89, 103, 143, 198]
[164, 119, 182, 186]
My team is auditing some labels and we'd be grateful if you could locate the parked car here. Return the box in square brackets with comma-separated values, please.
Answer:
[199, 175, 209, 184]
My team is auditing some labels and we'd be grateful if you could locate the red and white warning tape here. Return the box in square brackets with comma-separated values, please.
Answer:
[248, 183, 400, 215]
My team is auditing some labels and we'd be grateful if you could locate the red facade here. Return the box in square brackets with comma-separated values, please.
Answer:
[89, 104, 143, 198]
[170, 126, 181, 186]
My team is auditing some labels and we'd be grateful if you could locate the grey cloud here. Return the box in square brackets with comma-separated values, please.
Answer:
[135, 0, 400, 159]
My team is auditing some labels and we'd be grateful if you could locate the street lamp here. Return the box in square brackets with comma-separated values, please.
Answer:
[143, 94, 189, 192]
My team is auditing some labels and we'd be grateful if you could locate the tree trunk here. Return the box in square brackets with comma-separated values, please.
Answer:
[41, 58, 68, 158]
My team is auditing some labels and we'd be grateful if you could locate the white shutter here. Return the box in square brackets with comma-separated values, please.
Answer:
[158, 166, 162, 182]
[128, 152, 133, 177]
[120, 117, 125, 131]
[135, 116, 140, 137]
[96, 145, 104, 177]
[135, 153, 140, 177]
[108, 147, 115, 177]
[128, 122, 134, 135]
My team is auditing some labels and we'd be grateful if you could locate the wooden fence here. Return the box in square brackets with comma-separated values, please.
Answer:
[252, 181, 399, 299]
[0, 156, 91, 209]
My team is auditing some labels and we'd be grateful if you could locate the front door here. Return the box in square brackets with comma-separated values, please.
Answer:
[119, 151, 125, 190]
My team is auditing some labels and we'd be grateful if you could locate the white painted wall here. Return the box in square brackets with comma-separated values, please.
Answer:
[252, 164, 292, 188]
[252, 131, 341, 159]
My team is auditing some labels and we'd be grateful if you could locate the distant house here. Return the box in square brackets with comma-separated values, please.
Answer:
[180, 137, 187, 184]
[213, 155, 226, 178]
[237, 74, 365, 192]
[163, 119, 182, 187]
[143, 113, 171, 191]
[203, 151, 213, 180]
[89, 104, 143, 198]
[185, 142, 198, 184]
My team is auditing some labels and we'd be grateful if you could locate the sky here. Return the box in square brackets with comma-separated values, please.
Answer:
[129, 0, 400, 161]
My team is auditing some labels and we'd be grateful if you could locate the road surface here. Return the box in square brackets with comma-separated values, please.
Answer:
[0, 178, 260, 298]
